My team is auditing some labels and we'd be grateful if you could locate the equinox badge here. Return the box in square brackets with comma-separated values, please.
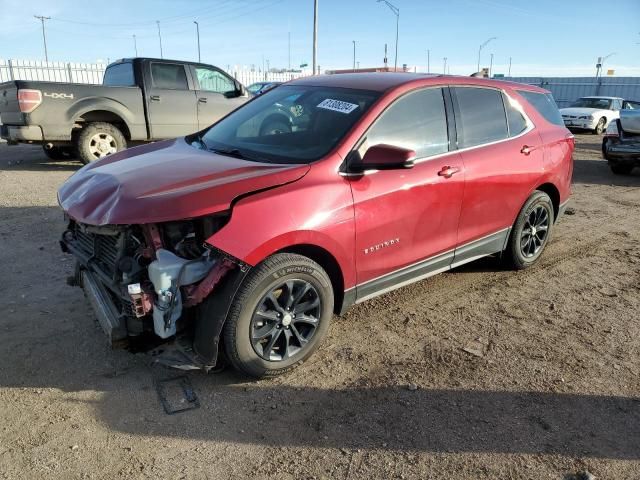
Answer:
[364, 238, 400, 255]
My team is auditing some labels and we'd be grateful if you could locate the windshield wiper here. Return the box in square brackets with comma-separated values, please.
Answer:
[210, 147, 250, 160]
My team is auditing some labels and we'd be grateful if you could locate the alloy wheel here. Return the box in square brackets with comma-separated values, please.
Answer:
[520, 205, 550, 258]
[88, 132, 118, 159]
[250, 279, 321, 361]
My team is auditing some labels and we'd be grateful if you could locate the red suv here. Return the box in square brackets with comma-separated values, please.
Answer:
[59, 74, 574, 378]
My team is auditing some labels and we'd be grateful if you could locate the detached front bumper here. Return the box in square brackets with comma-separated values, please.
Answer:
[0, 124, 43, 143]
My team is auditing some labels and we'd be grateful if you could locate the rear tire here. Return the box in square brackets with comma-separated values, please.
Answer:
[593, 117, 606, 135]
[504, 191, 554, 270]
[610, 164, 633, 175]
[222, 253, 333, 378]
[75, 122, 126, 165]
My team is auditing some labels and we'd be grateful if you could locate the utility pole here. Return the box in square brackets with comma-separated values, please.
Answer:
[443, 57, 447, 74]
[156, 21, 163, 59]
[477, 36, 496, 72]
[312, 0, 318, 76]
[194, 21, 201, 62]
[489, 53, 494, 78]
[384, 43, 388, 69]
[34, 15, 51, 62]
[377, 0, 399, 70]
[508, 56, 512, 77]
[427, 49, 430, 73]
[352, 40, 356, 71]
[133, 35, 138, 56]
[288, 31, 291, 71]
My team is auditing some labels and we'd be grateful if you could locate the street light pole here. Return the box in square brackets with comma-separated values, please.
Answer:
[598, 52, 616, 78]
[133, 34, 138, 56]
[194, 21, 201, 62]
[427, 49, 430, 74]
[352, 40, 356, 71]
[34, 15, 51, 62]
[489, 53, 494, 78]
[443, 57, 447, 74]
[477, 36, 496, 72]
[508, 56, 512, 77]
[312, 0, 318, 76]
[377, 0, 399, 70]
[156, 21, 163, 59]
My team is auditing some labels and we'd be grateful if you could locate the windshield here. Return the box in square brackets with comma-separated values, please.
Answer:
[196, 85, 380, 164]
[570, 98, 613, 110]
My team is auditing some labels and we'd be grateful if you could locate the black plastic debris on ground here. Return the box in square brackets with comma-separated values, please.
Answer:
[154, 375, 200, 415]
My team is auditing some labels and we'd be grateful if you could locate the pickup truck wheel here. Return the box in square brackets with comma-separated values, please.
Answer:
[223, 253, 334, 378]
[503, 191, 554, 270]
[43, 146, 74, 160]
[75, 122, 126, 165]
[593, 117, 606, 135]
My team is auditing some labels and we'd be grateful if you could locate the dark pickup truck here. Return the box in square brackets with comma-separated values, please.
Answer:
[0, 57, 250, 164]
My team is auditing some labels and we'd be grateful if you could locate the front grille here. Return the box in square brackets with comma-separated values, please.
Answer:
[74, 227, 122, 276]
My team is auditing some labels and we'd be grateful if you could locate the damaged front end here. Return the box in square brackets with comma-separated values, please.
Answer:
[60, 213, 249, 370]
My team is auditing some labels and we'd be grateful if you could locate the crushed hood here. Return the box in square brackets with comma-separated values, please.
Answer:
[58, 138, 310, 225]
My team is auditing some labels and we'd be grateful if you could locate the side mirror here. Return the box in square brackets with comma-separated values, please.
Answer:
[352, 144, 416, 172]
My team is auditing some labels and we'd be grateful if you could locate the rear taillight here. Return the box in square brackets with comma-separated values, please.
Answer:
[17, 89, 42, 113]
[604, 120, 619, 138]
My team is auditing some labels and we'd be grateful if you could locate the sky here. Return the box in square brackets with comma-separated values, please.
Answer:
[1, 0, 639, 76]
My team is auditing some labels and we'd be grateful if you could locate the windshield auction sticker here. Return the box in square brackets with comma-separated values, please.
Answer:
[317, 99, 359, 114]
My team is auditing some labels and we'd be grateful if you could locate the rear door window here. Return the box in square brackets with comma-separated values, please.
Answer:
[518, 91, 564, 126]
[150, 63, 189, 90]
[365, 87, 449, 158]
[452, 87, 508, 148]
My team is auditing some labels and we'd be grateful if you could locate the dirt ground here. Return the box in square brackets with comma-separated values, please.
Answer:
[0, 135, 638, 480]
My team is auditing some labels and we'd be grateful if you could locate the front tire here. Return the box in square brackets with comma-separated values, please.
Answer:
[223, 253, 334, 378]
[75, 122, 126, 165]
[504, 191, 554, 270]
[593, 117, 606, 135]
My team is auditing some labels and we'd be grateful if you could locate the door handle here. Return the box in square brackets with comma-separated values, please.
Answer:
[150, 95, 161, 102]
[198, 97, 207, 103]
[520, 145, 538, 155]
[437, 166, 460, 178]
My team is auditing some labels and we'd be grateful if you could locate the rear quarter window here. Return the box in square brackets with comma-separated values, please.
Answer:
[103, 63, 135, 86]
[518, 90, 564, 126]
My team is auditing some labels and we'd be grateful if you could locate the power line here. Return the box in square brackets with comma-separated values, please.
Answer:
[48, 0, 240, 28]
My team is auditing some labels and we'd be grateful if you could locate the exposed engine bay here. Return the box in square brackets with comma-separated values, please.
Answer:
[60, 213, 248, 368]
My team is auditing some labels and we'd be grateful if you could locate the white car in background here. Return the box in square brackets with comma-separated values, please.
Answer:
[560, 96, 624, 134]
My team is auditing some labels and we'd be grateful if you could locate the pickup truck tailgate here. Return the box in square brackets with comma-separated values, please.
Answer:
[0, 82, 23, 125]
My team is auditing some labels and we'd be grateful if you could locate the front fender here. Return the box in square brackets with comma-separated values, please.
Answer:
[204, 164, 357, 289]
